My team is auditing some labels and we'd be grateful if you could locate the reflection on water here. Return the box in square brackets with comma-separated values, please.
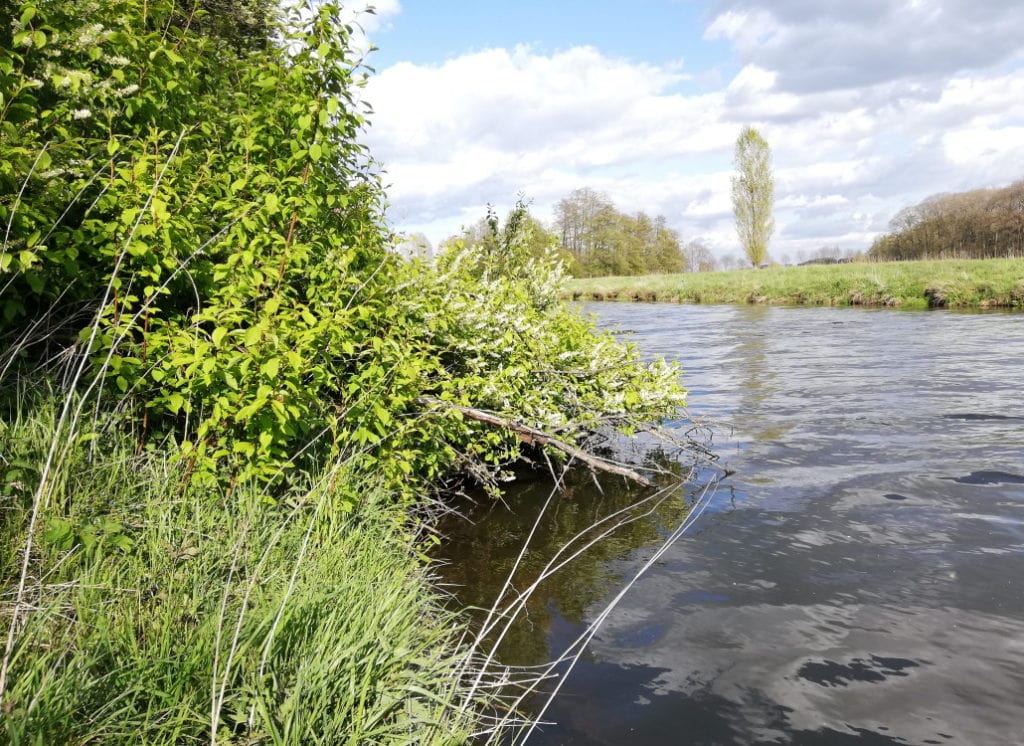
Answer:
[437, 304, 1024, 745]
[438, 459, 706, 670]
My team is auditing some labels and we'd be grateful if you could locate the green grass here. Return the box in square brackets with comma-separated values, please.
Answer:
[565, 257, 1024, 310]
[0, 394, 487, 745]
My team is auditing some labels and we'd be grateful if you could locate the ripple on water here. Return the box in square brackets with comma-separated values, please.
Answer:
[440, 304, 1024, 745]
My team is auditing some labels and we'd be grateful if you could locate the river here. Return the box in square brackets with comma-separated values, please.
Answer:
[438, 303, 1024, 745]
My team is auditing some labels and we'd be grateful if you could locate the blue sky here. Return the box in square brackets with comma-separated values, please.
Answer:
[353, 0, 1024, 262]
[370, 1, 731, 75]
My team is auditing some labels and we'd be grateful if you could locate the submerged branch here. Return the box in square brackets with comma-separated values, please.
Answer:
[418, 396, 655, 488]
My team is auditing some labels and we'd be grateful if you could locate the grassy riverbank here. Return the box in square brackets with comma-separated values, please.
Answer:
[1, 397, 485, 744]
[565, 258, 1024, 310]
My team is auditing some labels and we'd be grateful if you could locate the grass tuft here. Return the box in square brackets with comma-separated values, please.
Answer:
[0, 396, 484, 745]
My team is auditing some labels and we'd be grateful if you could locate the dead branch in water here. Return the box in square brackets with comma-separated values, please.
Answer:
[417, 396, 655, 488]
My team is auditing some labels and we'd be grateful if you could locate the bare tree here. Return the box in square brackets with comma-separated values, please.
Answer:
[682, 239, 717, 272]
[870, 180, 1024, 260]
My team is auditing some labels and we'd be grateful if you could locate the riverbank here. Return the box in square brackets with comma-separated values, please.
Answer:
[0, 3, 690, 741]
[565, 258, 1024, 309]
[0, 396, 486, 744]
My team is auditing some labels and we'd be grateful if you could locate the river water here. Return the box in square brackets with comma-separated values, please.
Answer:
[438, 303, 1024, 745]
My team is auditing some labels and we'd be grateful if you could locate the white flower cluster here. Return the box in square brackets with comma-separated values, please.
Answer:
[75, 23, 107, 48]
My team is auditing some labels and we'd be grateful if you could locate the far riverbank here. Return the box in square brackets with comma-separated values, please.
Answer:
[564, 257, 1024, 310]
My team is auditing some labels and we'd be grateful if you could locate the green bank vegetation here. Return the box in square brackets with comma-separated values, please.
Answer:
[2, 401, 479, 744]
[565, 257, 1024, 310]
[0, 1, 685, 742]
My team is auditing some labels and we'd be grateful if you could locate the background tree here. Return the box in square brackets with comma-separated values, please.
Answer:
[731, 126, 775, 267]
[441, 198, 570, 274]
[553, 188, 686, 277]
[682, 239, 717, 272]
[869, 180, 1024, 260]
[396, 232, 433, 259]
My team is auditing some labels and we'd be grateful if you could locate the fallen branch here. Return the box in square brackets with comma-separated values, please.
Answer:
[418, 396, 655, 488]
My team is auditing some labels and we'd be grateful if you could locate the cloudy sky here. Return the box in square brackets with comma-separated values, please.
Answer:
[355, 0, 1024, 261]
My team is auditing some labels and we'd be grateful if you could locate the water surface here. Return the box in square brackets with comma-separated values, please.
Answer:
[439, 304, 1024, 745]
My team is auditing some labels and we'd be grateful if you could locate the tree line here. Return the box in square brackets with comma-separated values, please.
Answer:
[870, 181, 1024, 260]
[553, 188, 687, 276]
[445, 189, 721, 277]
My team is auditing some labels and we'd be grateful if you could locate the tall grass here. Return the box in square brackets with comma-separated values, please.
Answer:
[565, 257, 1024, 309]
[0, 393, 488, 745]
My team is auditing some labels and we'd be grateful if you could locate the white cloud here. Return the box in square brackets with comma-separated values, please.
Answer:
[943, 126, 1024, 166]
[361, 7, 1024, 259]
[707, 0, 1024, 93]
[704, 8, 779, 47]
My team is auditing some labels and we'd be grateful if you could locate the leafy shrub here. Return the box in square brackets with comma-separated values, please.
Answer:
[1, 1, 684, 495]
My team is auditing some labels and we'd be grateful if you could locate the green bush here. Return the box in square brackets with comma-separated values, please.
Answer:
[2, 2, 684, 492]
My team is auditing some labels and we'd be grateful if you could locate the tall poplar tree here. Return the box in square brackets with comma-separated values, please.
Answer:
[732, 126, 775, 267]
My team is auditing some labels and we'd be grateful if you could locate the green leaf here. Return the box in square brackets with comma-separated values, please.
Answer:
[308, 143, 322, 162]
[43, 519, 73, 549]
[211, 327, 228, 347]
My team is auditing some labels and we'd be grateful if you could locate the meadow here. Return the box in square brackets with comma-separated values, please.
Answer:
[565, 258, 1024, 310]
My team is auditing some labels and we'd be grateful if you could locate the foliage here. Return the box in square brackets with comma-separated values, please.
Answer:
[0, 400, 480, 745]
[1, 0, 395, 485]
[731, 126, 775, 267]
[2, 2, 685, 491]
[564, 257, 1024, 310]
[441, 198, 573, 270]
[399, 207, 687, 493]
[553, 187, 687, 277]
[870, 180, 1024, 261]
[0, 1, 692, 741]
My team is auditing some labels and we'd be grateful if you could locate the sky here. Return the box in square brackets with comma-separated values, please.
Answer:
[351, 0, 1024, 262]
